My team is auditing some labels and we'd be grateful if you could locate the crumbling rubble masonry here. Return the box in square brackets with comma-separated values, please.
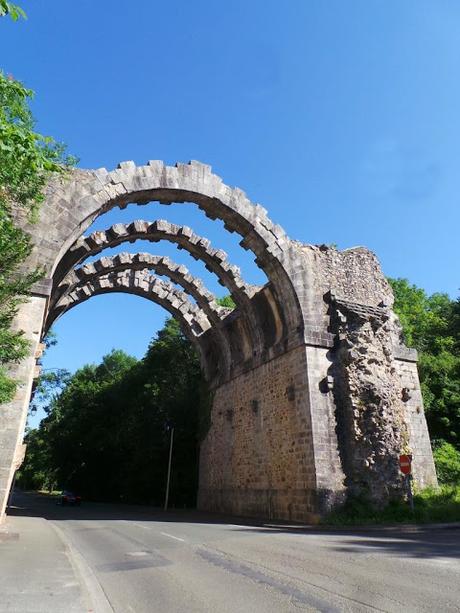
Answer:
[0, 161, 437, 522]
[329, 295, 411, 503]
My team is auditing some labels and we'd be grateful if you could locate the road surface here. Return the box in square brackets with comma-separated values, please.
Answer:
[2, 491, 459, 612]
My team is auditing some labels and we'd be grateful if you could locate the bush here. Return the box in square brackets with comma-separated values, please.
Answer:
[433, 441, 460, 484]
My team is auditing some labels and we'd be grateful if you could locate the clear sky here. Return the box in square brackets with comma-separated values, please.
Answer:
[1, 0, 458, 423]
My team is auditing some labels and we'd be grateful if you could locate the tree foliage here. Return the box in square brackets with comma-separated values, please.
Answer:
[433, 441, 460, 485]
[0, 72, 73, 403]
[217, 294, 236, 309]
[18, 320, 202, 506]
[0, 1, 25, 20]
[389, 278, 460, 449]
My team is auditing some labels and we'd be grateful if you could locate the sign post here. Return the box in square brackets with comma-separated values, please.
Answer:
[399, 454, 414, 512]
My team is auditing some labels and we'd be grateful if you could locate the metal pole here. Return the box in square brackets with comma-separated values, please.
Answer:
[164, 427, 174, 511]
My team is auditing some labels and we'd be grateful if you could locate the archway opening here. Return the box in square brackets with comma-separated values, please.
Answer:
[23, 293, 204, 509]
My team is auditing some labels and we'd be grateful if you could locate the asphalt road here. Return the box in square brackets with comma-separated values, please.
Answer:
[4, 491, 460, 613]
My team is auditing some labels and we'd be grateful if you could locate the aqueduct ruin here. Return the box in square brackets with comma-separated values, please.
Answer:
[0, 160, 437, 522]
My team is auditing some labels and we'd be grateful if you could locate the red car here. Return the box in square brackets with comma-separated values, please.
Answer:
[60, 491, 81, 506]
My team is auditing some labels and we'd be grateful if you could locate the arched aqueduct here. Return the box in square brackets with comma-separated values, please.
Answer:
[0, 160, 437, 521]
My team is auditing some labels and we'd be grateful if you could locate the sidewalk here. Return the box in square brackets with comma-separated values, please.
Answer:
[0, 515, 90, 613]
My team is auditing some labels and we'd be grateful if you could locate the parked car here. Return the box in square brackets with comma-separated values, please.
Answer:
[60, 491, 81, 506]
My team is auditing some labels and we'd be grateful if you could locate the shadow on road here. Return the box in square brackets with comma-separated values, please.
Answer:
[8, 490, 460, 561]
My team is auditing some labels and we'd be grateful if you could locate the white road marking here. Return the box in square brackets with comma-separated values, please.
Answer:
[160, 531, 186, 542]
[126, 551, 150, 557]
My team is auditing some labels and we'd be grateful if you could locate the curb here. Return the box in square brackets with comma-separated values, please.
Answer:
[50, 521, 114, 613]
[261, 521, 460, 533]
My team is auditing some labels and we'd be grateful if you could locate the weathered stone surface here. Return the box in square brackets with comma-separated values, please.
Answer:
[328, 295, 412, 503]
[0, 160, 437, 523]
[394, 359, 437, 488]
[0, 296, 47, 521]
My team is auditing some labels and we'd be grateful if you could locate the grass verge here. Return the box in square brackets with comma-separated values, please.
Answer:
[322, 485, 460, 526]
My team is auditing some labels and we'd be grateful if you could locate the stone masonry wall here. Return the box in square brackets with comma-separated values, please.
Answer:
[304, 345, 346, 509]
[0, 296, 47, 521]
[198, 344, 345, 522]
[395, 358, 438, 488]
[298, 244, 394, 331]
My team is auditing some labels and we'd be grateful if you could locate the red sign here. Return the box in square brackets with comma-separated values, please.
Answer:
[399, 454, 412, 475]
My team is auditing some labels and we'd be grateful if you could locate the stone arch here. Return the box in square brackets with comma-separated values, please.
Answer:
[47, 269, 209, 335]
[54, 252, 230, 326]
[51, 219, 271, 360]
[52, 220, 255, 312]
[0, 159, 438, 525]
[54, 252, 234, 380]
[52, 217, 267, 361]
[46, 268, 222, 380]
[25, 161, 305, 352]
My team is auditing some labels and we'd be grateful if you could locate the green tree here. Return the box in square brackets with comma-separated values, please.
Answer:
[433, 441, 460, 484]
[18, 319, 202, 506]
[17, 427, 56, 491]
[0, 73, 73, 402]
[389, 278, 454, 351]
[389, 278, 460, 448]
[44, 350, 138, 496]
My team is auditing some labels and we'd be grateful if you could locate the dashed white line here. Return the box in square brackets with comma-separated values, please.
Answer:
[160, 531, 186, 542]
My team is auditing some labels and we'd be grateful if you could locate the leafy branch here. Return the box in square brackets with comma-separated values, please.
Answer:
[0, 1, 26, 21]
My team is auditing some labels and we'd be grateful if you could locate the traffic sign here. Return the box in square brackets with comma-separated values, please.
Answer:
[399, 454, 412, 475]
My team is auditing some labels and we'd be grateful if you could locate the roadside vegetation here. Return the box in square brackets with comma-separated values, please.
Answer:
[323, 485, 460, 526]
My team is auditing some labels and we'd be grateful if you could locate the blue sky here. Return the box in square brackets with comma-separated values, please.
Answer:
[1, 1, 458, 420]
